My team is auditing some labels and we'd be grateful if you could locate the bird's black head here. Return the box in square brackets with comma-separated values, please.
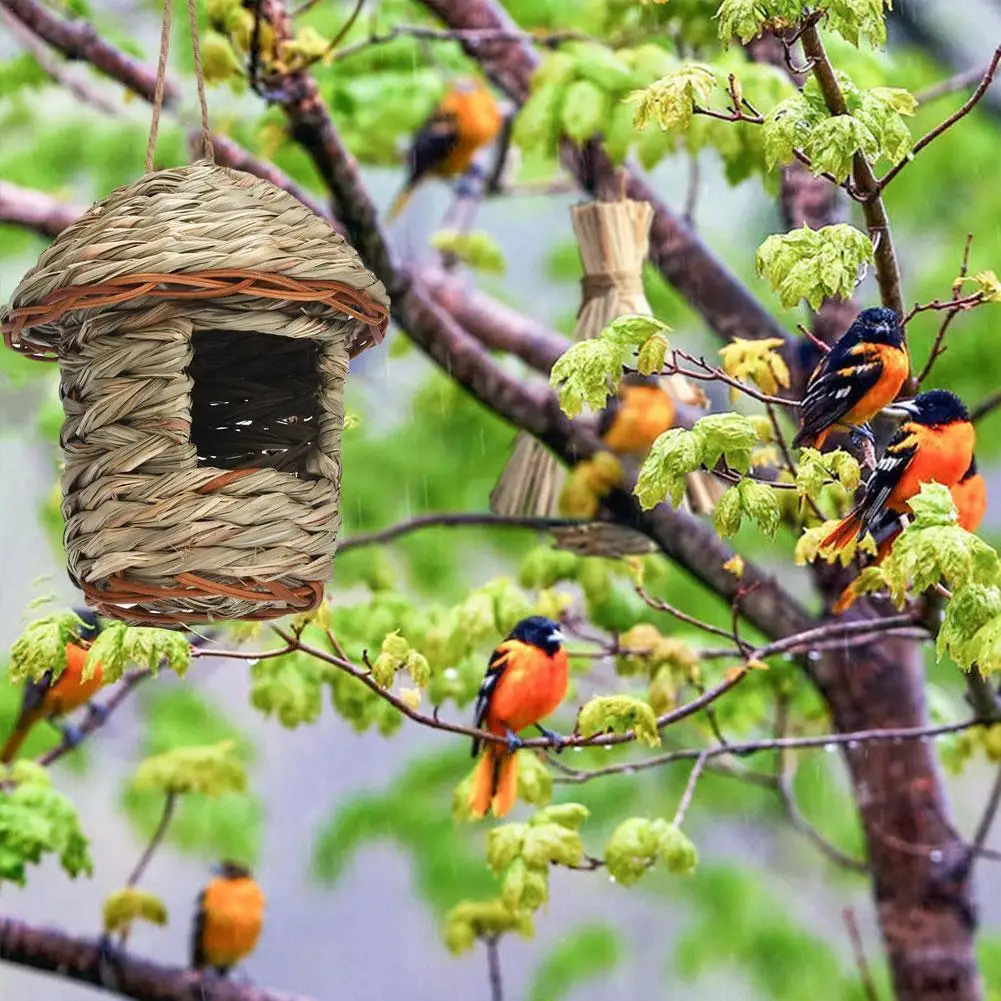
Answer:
[852, 306, 904, 347]
[72, 607, 101, 643]
[891, 389, 970, 427]
[509, 616, 564, 657]
[620, 373, 660, 390]
[214, 860, 252, 880]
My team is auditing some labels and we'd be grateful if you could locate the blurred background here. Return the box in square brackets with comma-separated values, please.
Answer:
[2, 1, 1001, 998]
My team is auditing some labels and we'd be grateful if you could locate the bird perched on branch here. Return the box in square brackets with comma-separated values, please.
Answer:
[794, 306, 910, 450]
[596, 374, 676, 456]
[468, 616, 569, 819]
[821, 389, 975, 553]
[191, 861, 266, 977]
[1, 608, 105, 763]
[386, 76, 503, 221]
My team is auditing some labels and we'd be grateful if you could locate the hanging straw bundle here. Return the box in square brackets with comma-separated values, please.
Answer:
[490, 197, 723, 541]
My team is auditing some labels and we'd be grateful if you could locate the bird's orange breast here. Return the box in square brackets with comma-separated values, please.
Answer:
[840, 343, 910, 426]
[889, 421, 976, 511]
[48, 643, 104, 715]
[485, 645, 569, 736]
[601, 387, 676, 455]
[435, 88, 503, 177]
[952, 472, 987, 532]
[199, 877, 266, 969]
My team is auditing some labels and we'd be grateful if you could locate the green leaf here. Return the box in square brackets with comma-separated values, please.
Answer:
[442, 899, 534, 955]
[604, 817, 698, 886]
[737, 477, 781, 538]
[561, 79, 608, 143]
[85, 623, 191, 684]
[7, 610, 82, 685]
[520, 823, 584, 868]
[712, 486, 743, 538]
[577, 695, 661, 747]
[692, 412, 760, 474]
[630, 63, 716, 131]
[635, 428, 701, 509]
[527, 925, 622, 1001]
[131, 741, 247, 797]
[517, 750, 554, 807]
[566, 42, 636, 94]
[531, 803, 589, 831]
[636, 333, 670, 376]
[602, 314, 671, 350]
[966, 270, 1001, 304]
[824, 0, 893, 47]
[102, 887, 169, 934]
[430, 230, 506, 275]
[756, 225, 874, 310]
[500, 856, 549, 912]
[550, 340, 627, 417]
[250, 651, 324, 728]
[487, 823, 528, 873]
[718, 336, 790, 396]
[0, 765, 92, 886]
[715, 0, 768, 44]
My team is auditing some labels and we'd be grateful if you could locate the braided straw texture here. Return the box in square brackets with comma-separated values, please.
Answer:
[0, 162, 391, 626]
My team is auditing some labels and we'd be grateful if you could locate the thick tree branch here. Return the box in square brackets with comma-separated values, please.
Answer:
[0, 181, 85, 238]
[0, 915, 310, 1001]
[414, 0, 792, 351]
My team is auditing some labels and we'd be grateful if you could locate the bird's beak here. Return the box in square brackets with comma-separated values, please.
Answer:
[548, 628, 564, 646]
[883, 399, 920, 420]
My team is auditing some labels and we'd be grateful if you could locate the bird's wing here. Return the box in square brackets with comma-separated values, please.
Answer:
[595, 393, 622, 442]
[17, 672, 54, 722]
[190, 888, 208, 969]
[407, 111, 460, 185]
[471, 642, 513, 756]
[797, 342, 883, 441]
[858, 430, 918, 534]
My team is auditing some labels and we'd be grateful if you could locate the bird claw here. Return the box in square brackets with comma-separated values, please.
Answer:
[96, 935, 124, 988]
[503, 729, 525, 753]
[86, 701, 110, 723]
[850, 425, 877, 471]
[55, 721, 84, 750]
[535, 725, 565, 751]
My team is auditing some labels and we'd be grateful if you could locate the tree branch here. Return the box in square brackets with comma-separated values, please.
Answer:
[0, 181, 84, 238]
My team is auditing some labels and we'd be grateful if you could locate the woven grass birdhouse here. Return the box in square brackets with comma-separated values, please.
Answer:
[1, 162, 390, 627]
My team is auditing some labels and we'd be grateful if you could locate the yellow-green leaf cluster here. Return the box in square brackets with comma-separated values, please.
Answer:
[7, 610, 83, 684]
[756, 224, 874, 309]
[719, 336, 790, 397]
[371, 631, 431, 691]
[578, 695, 661, 747]
[443, 899, 534, 955]
[131, 741, 247, 798]
[963, 270, 1001, 304]
[0, 763, 92, 886]
[604, 817, 698, 885]
[250, 651, 324, 729]
[103, 888, 169, 935]
[430, 230, 506, 275]
[629, 63, 716, 131]
[85, 622, 191, 683]
[713, 477, 782, 539]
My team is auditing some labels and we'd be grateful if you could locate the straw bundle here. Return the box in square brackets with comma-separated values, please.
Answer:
[490, 197, 723, 539]
[2, 161, 390, 626]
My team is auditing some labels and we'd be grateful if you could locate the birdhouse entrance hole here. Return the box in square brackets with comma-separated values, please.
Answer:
[188, 328, 322, 479]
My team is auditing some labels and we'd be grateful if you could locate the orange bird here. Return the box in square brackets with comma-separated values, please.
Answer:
[469, 616, 569, 819]
[597, 375, 676, 456]
[794, 307, 910, 450]
[821, 389, 974, 553]
[387, 77, 503, 221]
[1, 609, 104, 764]
[191, 861, 266, 976]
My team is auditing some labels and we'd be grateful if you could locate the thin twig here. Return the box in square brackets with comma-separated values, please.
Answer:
[915, 65, 993, 105]
[971, 763, 1001, 859]
[672, 752, 708, 827]
[842, 907, 880, 1001]
[878, 45, 1001, 192]
[485, 935, 503, 1001]
[972, 390, 1001, 423]
[914, 233, 975, 384]
[125, 792, 177, 888]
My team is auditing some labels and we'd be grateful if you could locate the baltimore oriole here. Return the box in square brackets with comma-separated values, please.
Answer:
[191, 861, 266, 976]
[469, 616, 568, 819]
[1, 609, 104, 764]
[821, 389, 975, 552]
[596, 375, 676, 456]
[387, 77, 503, 221]
[794, 307, 909, 449]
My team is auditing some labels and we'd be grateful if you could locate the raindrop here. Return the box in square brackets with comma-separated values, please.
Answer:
[930, 849, 944, 863]
[848, 740, 859, 749]
[573, 746, 583, 753]
[443, 668, 458, 680]
[825, 744, 837, 753]
[608, 875, 617, 884]
[807, 650, 821, 662]
[604, 745, 613, 753]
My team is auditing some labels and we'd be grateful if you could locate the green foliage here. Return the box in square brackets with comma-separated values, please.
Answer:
[122, 688, 261, 865]
[85, 623, 191, 683]
[371, 631, 431, 690]
[635, 412, 761, 510]
[716, 0, 892, 49]
[7, 610, 84, 685]
[132, 741, 247, 797]
[713, 477, 782, 540]
[795, 448, 861, 497]
[430, 230, 506, 275]
[719, 336, 790, 396]
[578, 695, 661, 747]
[756, 225, 874, 309]
[630, 63, 716, 131]
[102, 887, 169, 935]
[550, 314, 671, 416]
[604, 817, 698, 885]
[443, 899, 534, 955]
[527, 925, 622, 1001]
[0, 761, 91, 886]
[250, 650, 325, 728]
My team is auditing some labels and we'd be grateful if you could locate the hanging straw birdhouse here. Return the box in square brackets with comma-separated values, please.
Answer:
[1, 161, 390, 626]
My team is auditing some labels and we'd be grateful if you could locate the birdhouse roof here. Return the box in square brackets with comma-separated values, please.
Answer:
[1, 161, 390, 359]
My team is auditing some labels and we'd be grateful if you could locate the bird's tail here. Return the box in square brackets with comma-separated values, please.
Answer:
[1, 714, 38, 764]
[386, 184, 414, 222]
[821, 510, 864, 552]
[490, 433, 564, 517]
[468, 748, 519, 819]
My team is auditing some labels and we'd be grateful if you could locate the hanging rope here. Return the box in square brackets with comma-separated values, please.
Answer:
[144, 0, 172, 174]
[145, 0, 215, 173]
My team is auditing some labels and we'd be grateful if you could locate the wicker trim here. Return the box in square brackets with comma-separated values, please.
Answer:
[3, 269, 389, 361]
